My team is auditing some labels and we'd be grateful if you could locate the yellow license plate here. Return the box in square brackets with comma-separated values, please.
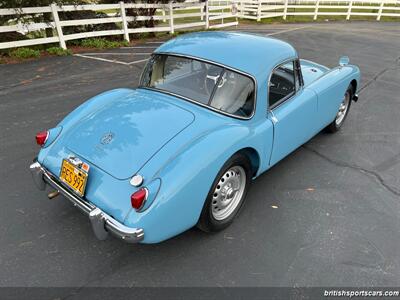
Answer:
[59, 159, 88, 197]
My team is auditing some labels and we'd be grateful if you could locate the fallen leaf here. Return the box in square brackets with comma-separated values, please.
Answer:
[20, 79, 32, 85]
[16, 209, 25, 214]
[223, 234, 234, 240]
[19, 241, 33, 247]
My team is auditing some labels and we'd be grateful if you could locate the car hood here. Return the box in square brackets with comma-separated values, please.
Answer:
[300, 59, 330, 86]
[64, 89, 195, 179]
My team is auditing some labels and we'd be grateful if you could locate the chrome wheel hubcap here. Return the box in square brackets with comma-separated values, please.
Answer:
[335, 92, 350, 126]
[211, 166, 246, 221]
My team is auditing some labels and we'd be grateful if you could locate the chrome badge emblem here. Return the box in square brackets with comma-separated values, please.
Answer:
[100, 132, 114, 145]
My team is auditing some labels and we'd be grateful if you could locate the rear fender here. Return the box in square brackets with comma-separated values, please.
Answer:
[124, 124, 270, 243]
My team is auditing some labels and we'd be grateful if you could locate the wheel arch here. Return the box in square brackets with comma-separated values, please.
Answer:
[350, 79, 357, 94]
[235, 147, 260, 177]
[349, 79, 358, 102]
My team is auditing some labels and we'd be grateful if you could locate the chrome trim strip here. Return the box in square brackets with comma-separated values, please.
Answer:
[29, 161, 144, 243]
[30, 161, 46, 191]
[43, 131, 49, 146]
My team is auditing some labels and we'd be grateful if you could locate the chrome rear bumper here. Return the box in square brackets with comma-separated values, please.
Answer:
[29, 161, 144, 243]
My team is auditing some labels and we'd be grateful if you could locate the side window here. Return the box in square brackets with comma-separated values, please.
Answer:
[269, 61, 296, 108]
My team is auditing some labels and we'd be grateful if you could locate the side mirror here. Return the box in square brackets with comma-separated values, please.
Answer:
[339, 56, 350, 66]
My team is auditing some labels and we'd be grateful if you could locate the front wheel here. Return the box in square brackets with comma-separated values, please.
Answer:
[197, 153, 251, 232]
[326, 85, 353, 133]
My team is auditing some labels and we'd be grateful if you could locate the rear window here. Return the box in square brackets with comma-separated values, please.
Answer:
[140, 54, 255, 118]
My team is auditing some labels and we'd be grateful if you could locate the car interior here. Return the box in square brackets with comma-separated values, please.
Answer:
[269, 62, 296, 107]
[146, 55, 255, 117]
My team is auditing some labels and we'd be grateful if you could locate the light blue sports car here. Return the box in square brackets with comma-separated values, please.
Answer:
[30, 32, 360, 244]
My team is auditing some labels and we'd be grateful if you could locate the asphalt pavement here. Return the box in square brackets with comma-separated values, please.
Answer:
[0, 22, 399, 294]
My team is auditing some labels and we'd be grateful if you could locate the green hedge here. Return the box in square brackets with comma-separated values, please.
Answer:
[10, 48, 40, 59]
[46, 47, 72, 56]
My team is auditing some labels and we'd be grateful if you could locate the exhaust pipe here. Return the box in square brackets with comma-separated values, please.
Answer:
[48, 190, 60, 199]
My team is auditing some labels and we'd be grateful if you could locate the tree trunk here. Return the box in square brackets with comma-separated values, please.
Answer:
[44, 12, 54, 37]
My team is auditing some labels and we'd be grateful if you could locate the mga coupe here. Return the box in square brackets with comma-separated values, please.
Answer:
[30, 32, 360, 244]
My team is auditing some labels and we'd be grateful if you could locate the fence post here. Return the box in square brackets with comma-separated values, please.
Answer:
[346, 0, 352, 20]
[50, 3, 66, 49]
[377, 0, 384, 21]
[205, 0, 209, 29]
[313, 0, 320, 20]
[283, 0, 289, 20]
[169, 2, 174, 34]
[119, 1, 130, 42]
[162, 8, 167, 22]
[257, 0, 261, 21]
[240, 0, 244, 18]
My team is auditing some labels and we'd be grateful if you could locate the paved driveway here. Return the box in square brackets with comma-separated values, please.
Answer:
[0, 22, 399, 292]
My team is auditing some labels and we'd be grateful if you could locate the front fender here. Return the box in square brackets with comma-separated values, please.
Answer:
[124, 121, 272, 243]
[308, 65, 360, 128]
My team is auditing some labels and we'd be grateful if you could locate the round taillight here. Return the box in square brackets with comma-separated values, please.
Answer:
[36, 130, 49, 146]
[131, 188, 148, 211]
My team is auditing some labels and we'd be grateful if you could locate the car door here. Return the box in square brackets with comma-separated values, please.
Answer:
[268, 59, 318, 166]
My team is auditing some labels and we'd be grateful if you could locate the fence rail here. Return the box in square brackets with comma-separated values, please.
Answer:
[0, 1, 238, 50]
[238, 0, 399, 21]
[0, 0, 399, 50]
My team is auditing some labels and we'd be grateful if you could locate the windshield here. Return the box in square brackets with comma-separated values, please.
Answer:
[140, 54, 255, 118]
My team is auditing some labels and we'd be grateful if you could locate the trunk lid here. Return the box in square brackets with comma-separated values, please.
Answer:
[65, 89, 195, 179]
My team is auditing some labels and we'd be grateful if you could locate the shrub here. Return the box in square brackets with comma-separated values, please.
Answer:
[9, 48, 41, 59]
[46, 47, 72, 56]
[80, 38, 107, 48]
[79, 38, 129, 49]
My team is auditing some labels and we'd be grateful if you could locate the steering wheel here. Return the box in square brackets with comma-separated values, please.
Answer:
[204, 67, 227, 96]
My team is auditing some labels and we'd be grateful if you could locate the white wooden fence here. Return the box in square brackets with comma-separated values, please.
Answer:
[0, 1, 239, 50]
[238, 0, 400, 21]
[0, 0, 399, 50]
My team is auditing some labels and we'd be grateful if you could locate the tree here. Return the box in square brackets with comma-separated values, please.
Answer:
[0, 0, 186, 42]
[0, 0, 80, 42]
[0, 0, 115, 42]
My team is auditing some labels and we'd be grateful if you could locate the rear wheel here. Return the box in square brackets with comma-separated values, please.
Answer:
[326, 85, 353, 133]
[197, 153, 251, 232]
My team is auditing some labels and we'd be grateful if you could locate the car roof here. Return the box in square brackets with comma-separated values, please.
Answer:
[154, 31, 297, 78]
